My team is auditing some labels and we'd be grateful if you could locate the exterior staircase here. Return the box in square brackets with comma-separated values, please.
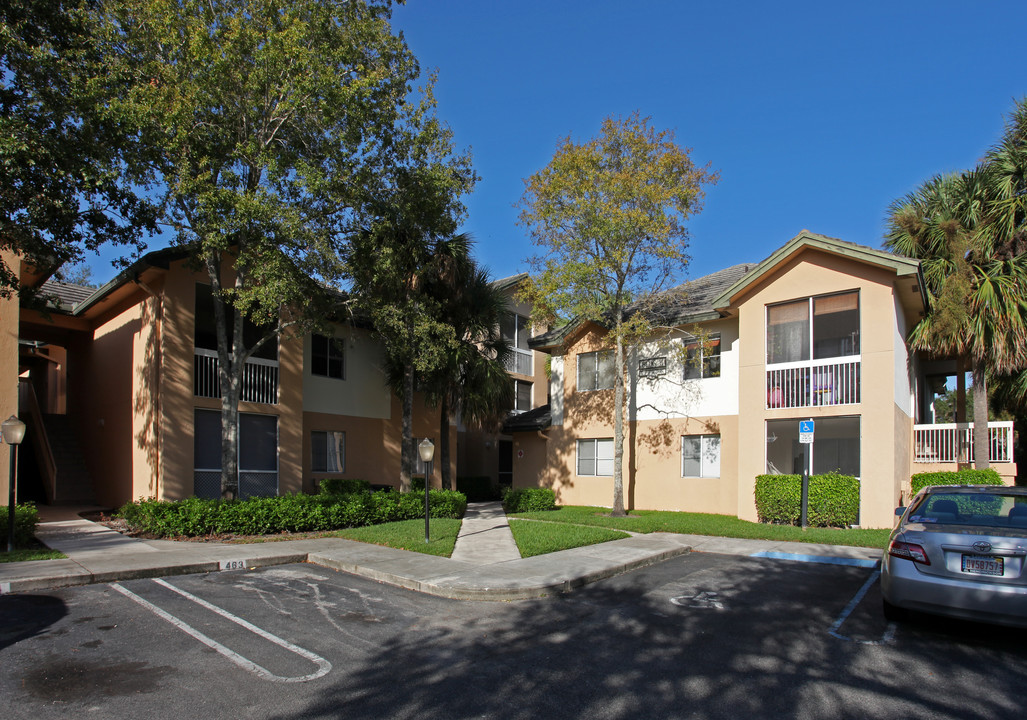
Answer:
[41, 414, 96, 505]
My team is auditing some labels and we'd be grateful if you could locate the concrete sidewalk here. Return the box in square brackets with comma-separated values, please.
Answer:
[0, 502, 882, 600]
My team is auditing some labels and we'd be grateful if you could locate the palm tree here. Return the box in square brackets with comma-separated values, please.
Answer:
[885, 160, 1027, 468]
[422, 256, 514, 490]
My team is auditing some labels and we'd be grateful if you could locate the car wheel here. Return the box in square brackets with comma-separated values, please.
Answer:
[882, 598, 907, 623]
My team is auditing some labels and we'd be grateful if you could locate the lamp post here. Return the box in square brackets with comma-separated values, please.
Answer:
[418, 438, 435, 543]
[3, 415, 27, 553]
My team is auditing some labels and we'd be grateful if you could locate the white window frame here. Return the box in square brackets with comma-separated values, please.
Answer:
[683, 333, 721, 380]
[311, 430, 346, 473]
[513, 379, 532, 413]
[577, 438, 614, 476]
[681, 435, 721, 478]
[577, 350, 615, 391]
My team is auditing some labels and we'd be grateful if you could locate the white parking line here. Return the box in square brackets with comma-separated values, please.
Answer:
[111, 580, 332, 683]
[828, 570, 896, 645]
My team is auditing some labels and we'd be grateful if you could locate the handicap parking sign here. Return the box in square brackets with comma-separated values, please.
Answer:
[799, 420, 814, 444]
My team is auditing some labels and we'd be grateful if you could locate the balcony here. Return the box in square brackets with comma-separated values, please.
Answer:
[194, 348, 279, 405]
[504, 347, 533, 376]
[914, 422, 1014, 464]
[766, 357, 860, 409]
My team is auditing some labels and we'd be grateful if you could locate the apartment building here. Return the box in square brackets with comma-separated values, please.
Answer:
[508, 231, 1017, 529]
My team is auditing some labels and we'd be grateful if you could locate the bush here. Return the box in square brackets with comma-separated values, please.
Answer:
[457, 476, 498, 502]
[0, 503, 39, 548]
[319, 478, 371, 496]
[911, 468, 1004, 495]
[503, 487, 557, 513]
[116, 489, 468, 538]
[754, 473, 860, 528]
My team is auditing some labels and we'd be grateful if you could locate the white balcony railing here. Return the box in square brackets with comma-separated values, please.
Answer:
[194, 348, 279, 405]
[766, 357, 860, 409]
[504, 348, 533, 376]
[914, 422, 1014, 464]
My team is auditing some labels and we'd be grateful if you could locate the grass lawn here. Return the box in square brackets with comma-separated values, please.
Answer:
[333, 518, 462, 557]
[1, 546, 66, 563]
[508, 519, 629, 557]
[510, 506, 892, 549]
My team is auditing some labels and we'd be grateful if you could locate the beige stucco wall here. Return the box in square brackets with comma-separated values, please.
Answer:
[512, 322, 740, 514]
[735, 248, 916, 528]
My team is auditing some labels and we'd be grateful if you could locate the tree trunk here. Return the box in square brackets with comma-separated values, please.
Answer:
[611, 312, 626, 517]
[972, 360, 990, 469]
[206, 250, 241, 501]
[400, 361, 414, 492]
[439, 394, 451, 491]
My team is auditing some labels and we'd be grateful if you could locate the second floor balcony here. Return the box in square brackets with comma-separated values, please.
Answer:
[194, 348, 279, 405]
[767, 356, 860, 409]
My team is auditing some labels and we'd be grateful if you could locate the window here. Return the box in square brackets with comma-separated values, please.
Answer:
[765, 416, 860, 477]
[311, 334, 344, 379]
[513, 380, 532, 413]
[577, 438, 614, 476]
[683, 334, 721, 379]
[501, 312, 531, 352]
[577, 350, 615, 391]
[311, 431, 345, 473]
[194, 284, 278, 361]
[681, 435, 721, 477]
[767, 292, 859, 365]
[193, 409, 278, 499]
[501, 312, 533, 375]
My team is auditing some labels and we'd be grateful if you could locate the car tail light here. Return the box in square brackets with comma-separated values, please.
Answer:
[888, 540, 931, 565]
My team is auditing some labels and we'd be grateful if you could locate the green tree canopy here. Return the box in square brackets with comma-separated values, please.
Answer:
[518, 111, 717, 515]
[0, 0, 158, 295]
[104, 0, 470, 497]
[885, 99, 1027, 468]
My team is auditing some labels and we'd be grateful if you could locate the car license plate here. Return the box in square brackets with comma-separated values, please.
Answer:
[961, 554, 1004, 576]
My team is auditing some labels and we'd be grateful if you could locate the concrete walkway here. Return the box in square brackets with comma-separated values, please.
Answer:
[0, 502, 882, 600]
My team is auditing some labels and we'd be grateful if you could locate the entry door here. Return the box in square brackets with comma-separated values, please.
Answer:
[498, 439, 513, 488]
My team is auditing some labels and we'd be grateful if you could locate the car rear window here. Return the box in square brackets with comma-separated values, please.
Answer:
[908, 492, 1027, 528]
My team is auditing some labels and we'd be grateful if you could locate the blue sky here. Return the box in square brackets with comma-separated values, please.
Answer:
[82, 1, 1027, 286]
[387, 0, 1026, 282]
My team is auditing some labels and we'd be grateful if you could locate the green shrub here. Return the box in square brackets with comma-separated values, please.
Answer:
[410, 475, 425, 492]
[503, 487, 557, 513]
[754, 473, 860, 528]
[319, 478, 371, 496]
[457, 476, 498, 502]
[116, 490, 467, 538]
[911, 468, 1004, 495]
[0, 503, 39, 548]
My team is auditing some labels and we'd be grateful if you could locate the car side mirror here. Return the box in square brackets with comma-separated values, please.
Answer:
[895, 506, 906, 517]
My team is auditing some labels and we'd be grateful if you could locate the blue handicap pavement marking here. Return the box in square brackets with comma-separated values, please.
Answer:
[750, 550, 878, 568]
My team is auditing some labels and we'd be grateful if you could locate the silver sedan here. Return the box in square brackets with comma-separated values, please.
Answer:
[881, 485, 1027, 627]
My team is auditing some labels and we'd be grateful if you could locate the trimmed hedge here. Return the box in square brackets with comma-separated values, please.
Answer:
[457, 476, 499, 502]
[117, 490, 467, 538]
[0, 503, 39, 548]
[319, 478, 371, 496]
[503, 487, 557, 513]
[754, 473, 860, 528]
[911, 468, 1004, 496]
